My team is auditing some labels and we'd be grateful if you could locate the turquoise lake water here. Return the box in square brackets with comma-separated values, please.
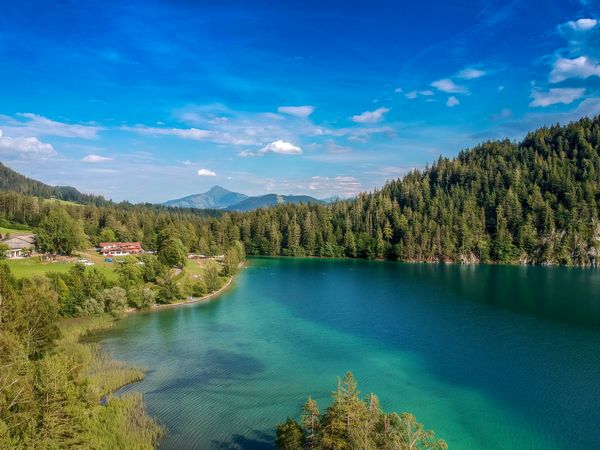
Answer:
[95, 258, 600, 449]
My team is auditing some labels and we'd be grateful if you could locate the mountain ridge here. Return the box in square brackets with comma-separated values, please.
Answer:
[164, 185, 248, 209]
[0, 161, 109, 206]
[164, 186, 323, 211]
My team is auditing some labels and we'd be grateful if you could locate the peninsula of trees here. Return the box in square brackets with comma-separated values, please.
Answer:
[276, 373, 447, 450]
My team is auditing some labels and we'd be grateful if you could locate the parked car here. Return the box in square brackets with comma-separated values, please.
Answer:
[84, 261, 95, 266]
[104, 258, 113, 263]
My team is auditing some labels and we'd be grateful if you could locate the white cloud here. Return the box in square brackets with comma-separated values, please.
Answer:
[0, 113, 102, 139]
[431, 78, 468, 94]
[122, 125, 212, 140]
[394, 87, 403, 93]
[197, 168, 216, 176]
[261, 140, 302, 155]
[549, 56, 600, 83]
[82, 154, 112, 163]
[310, 125, 393, 141]
[572, 96, 600, 116]
[446, 96, 460, 107]
[405, 90, 434, 99]
[325, 139, 352, 154]
[305, 175, 362, 196]
[529, 88, 586, 107]
[0, 130, 56, 158]
[277, 105, 315, 118]
[123, 124, 259, 146]
[566, 18, 597, 31]
[351, 107, 390, 123]
[240, 140, 303, 157]
[457, 68, 486, 79]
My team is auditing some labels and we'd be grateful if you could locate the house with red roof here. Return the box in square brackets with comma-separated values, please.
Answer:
[98, 242, 143, 256]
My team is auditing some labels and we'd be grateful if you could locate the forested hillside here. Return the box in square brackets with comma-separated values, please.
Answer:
[0, 162, 109, 206]
[1, 116, 599, 266]
[233, 116, 600, 265]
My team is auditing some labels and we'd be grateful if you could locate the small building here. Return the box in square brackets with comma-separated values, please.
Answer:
[1, 234, 36, 258]
[98, 242, 143, 256]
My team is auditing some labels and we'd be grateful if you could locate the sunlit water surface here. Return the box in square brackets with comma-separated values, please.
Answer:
[95, 258, 600, 449]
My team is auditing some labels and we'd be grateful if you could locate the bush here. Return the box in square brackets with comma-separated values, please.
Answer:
[78, 297, 104, 316]
[155, 276, 181, 304]
[97, 287, 128, 318]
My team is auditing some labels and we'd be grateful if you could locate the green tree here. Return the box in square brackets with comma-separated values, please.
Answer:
[155, 274, 181, 304]
[202, 260, 223, 293]
[16, 276, 61, 359]
[0, 243, 9, 260]
[35, 208, 88, 255]
[158, 237, 187, 268]
[98, 228, 116, 243]
[301, 397, 320, 450]
[276, 418, 303, 450]
[276, 373, 446, 450]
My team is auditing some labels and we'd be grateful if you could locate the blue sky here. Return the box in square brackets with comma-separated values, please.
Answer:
[1, 0, 599, 202]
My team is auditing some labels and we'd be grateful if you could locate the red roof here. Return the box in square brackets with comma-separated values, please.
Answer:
[99, 242, 142, 248]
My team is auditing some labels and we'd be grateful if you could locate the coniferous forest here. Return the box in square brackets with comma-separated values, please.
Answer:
[1, 116, 599, 266]
[276, 373, 447, 450]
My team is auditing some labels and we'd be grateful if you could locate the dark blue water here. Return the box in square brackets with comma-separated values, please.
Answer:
[96, 258, 600, 449]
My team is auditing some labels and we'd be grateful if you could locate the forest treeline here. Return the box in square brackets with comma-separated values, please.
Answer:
[1, 116, 599, 266]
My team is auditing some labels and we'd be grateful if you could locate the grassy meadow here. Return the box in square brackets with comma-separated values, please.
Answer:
[5, 252, 119, 280]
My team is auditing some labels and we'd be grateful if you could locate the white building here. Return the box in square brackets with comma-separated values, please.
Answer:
[1, 234, 36, 258]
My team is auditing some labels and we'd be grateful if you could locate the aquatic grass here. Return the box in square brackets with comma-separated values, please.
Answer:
[87, 346, 145, 398]
[57, 316, 164, 448]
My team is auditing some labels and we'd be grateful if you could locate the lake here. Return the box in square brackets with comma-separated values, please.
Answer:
[95, 258, 600, 449]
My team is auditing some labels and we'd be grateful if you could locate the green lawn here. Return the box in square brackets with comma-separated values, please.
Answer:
[184, 259, 205, 276]
[5, 257, 74, 278]
[0, 225, 32, 235]
[4, 255, 118, 281]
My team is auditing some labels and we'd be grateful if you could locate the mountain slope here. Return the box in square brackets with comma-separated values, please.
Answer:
[0, 161, 108, 205]
[164, 187, 322, 211]
[225, 194, 323, 211]
[164, 186, 248, 209]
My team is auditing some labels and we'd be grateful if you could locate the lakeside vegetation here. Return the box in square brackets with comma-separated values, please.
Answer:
[0, 226, 245, 446]
[0, 268, 163, 448]
[276, 373, 447, 450]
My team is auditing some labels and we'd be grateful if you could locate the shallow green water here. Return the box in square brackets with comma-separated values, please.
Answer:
[96, 258, 600, 449]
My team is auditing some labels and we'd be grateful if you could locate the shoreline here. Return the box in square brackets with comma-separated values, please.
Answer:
[126, 263, 244, 314]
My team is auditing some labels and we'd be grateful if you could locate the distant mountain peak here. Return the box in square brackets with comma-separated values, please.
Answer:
[206, 185, 230, 194]
[224, 193, 323, 211]
[164, 188, 323, 211]
[164, 186, 247, 209]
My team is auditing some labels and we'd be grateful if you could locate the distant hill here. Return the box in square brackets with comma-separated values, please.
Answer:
[164, 186, 248, 209]
[0, 161, 108, 205]
[225, 194, 323, 211]
[164, 186, 322, 211]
